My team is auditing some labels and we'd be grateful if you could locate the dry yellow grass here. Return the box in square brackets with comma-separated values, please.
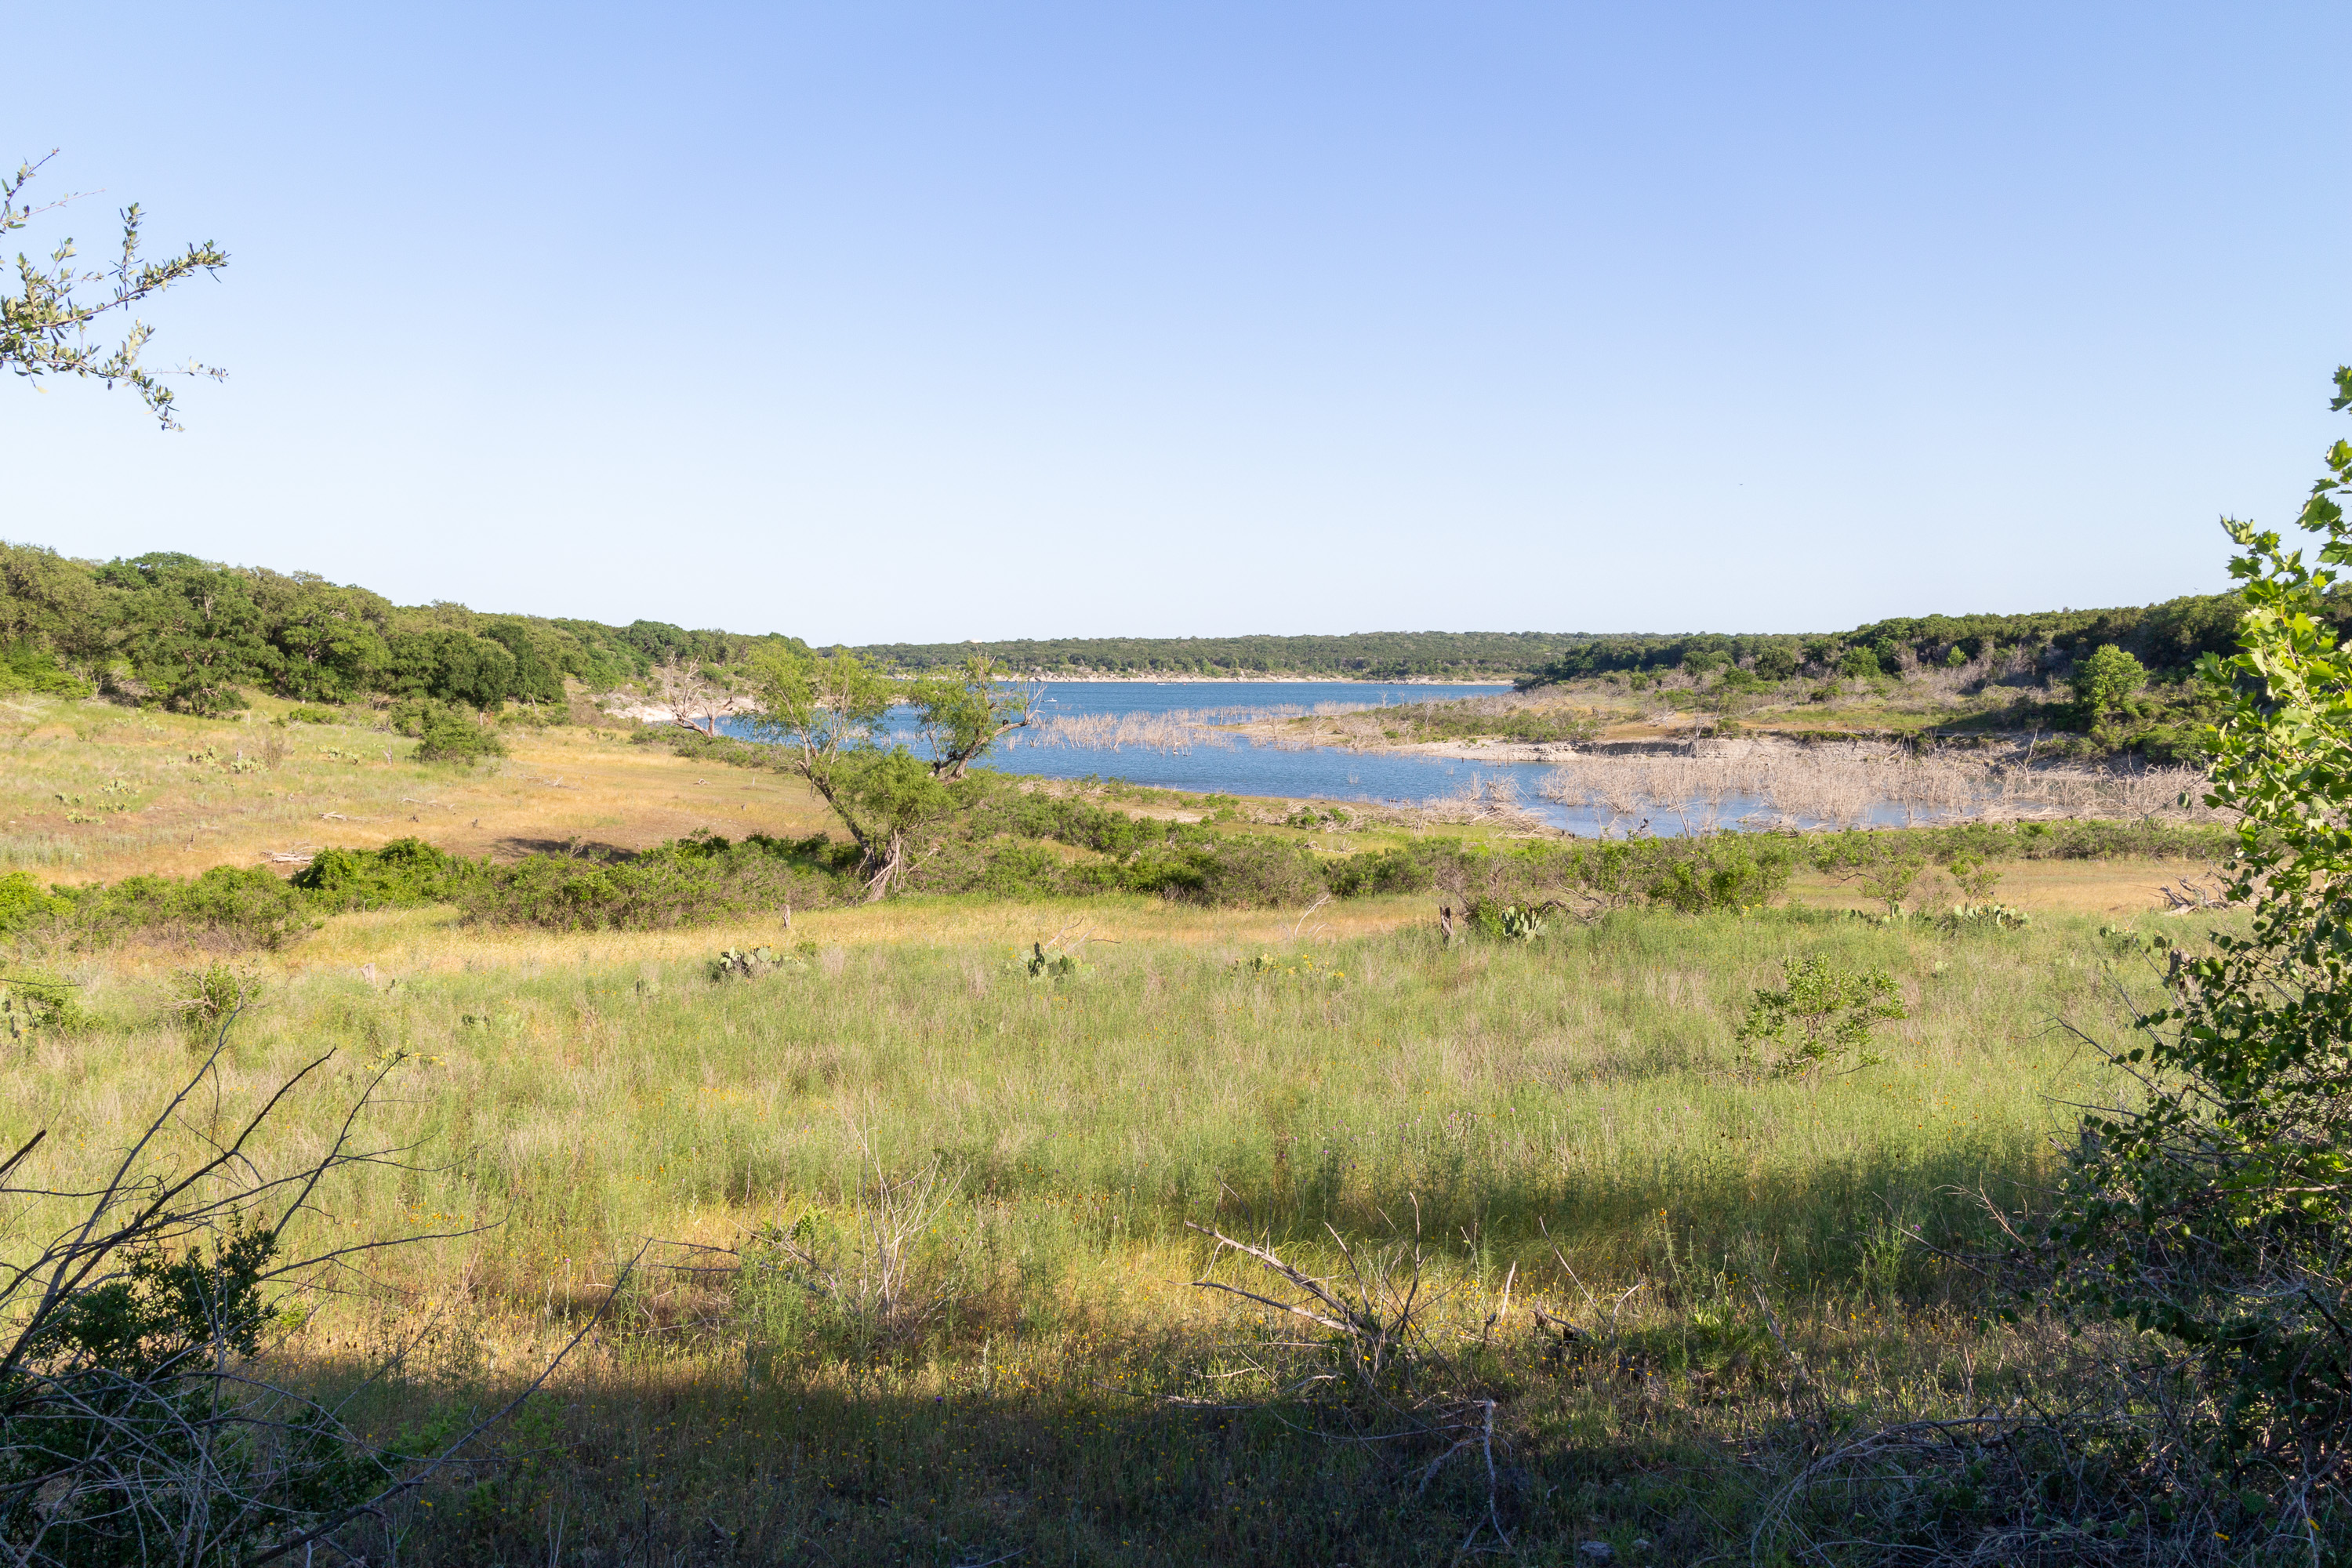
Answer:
[1785, 856, 2204, 917]
[0, 695, 835, 883]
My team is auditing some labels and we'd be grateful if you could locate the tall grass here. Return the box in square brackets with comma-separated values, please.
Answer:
[0, 895, 2221, 1563]
[5, 900, 2143, 1294]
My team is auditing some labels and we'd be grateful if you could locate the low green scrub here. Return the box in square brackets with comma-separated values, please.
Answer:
[0, 865, 316, 952]
[391, 699, 507, 764]
[1805, 817, 2229, 869]
[0, 798, 2234, 956]
[291, 837, 486, 910]
[296, 829, 850, 932]
[0, 641, 89, 698]
[450, 831, 844, 931]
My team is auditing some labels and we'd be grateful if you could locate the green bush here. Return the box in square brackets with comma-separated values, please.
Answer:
[2040, 372, 2352, 1482]
[0, 870, 73, 937]
[291, 837, 483, 910]
[451, 831, 843, 931]
[1736, 956, 1907, 1080]
[62, 866, 318, 951]
[1645, 836, 1795, 913]
[0, 642, 89, 698]
[412, 702, 506, 764]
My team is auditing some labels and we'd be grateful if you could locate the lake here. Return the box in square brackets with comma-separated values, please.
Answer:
[714, 678, 2198, 837]
[729, 680, 1617, 830]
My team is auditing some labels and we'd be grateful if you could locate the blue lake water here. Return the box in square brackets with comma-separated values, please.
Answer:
[723, 681, 1624, 833]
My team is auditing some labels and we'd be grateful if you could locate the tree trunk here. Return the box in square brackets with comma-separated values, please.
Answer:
[862, 832, 906, 902]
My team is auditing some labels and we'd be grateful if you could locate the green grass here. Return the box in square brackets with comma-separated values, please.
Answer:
[2, 896, 2201, 1563]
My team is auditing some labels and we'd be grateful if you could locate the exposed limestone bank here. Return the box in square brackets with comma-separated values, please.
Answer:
[599, 696, 758, 725]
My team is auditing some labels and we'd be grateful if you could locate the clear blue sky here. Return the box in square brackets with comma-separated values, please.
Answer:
[10, 3, 2347, 644]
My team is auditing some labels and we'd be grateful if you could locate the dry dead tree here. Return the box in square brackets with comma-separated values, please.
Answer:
[1418, 773, 1548, 830]
[648, 656, 735, 737]
[1185, 1218, 1437, 1394]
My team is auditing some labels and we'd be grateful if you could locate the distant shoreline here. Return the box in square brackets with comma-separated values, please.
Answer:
[1026, 674, 1517, 686]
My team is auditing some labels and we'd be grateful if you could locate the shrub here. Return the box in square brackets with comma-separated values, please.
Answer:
[0, 642, 89, 698]
[0, 972, 86, 1042]
[285, 704, 337, 724]
[1735, 956, 1907, 1080]
[291, 837, 481, 910]
[412, 702, 506, 764]
[1123, 837, 1328, 907]
[1837, 646, 1884, 679]
[1944, 852, 2001, 902]
[168, 960, 253, 1045]
[63, 866, 318, 951]
[2042, 372, 2352, 1480]
[0, 870, 71, 937]
[1645, 837, 1795, 913]
[452, 831, 842, 931]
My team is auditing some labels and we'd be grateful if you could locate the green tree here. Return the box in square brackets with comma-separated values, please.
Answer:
[100, 555, 278, 714]
[382, 627, 516, 710]
[481, 618, 566, 706]
[2067, 642, 2146, 739]
[0, 543, 106, 663]
[2047, 368, 2352, 1475]
[2, 153, 227, 428]
[906, 655, 1043, 779]
[260, 576, 393, 702]
[747, 648, 946, 897]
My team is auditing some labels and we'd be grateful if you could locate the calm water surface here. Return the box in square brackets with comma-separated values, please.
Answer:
[727, 681, 1635, 832]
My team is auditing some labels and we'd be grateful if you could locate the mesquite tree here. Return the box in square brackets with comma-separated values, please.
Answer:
[746, 648, 946, 898]
[3, 153, 227, 429]
[2048, 367, 2352, 1478]
[906, 655, 1043, 779]
[747, 649, 1043, 897]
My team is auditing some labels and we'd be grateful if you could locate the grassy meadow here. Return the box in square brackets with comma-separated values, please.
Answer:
[0, 694, 2238, 1564]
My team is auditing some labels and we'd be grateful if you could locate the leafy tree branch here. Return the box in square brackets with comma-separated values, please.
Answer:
[2, 152, 227, 430]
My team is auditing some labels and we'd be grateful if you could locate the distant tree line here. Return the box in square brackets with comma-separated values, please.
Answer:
[850, 631, 1590, 681]
[0, 543, 804, 716]
[862, 601, 2263, 688]
[0, 539, 2273, 717]
[1513, 593, 2253, 688]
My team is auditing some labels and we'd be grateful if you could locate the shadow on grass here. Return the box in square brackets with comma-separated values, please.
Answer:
[492, 836, 643, 863]
[317, 1354, 1758, 1568]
